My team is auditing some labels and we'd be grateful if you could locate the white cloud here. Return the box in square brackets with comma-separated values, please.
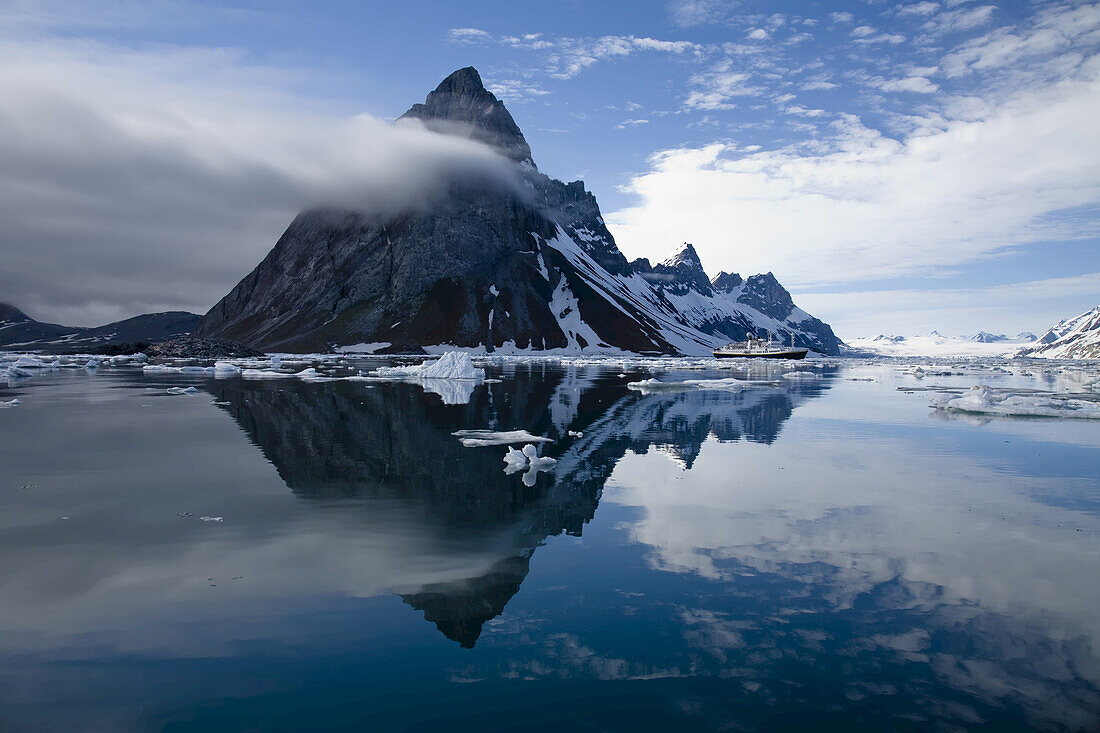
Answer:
[782, 104, 827, 117]
[485, 79, 551, 103]
[800, 80, 839, 90]
[0, 39, 521, 325]
[921, 5, 996, 36]
[747, 28, 767, 40]
[446, 29, 704, 79]
[898, 2, 940, 16]
[615, 118, 650, 129]
[853, 32, 907, 44]
[683, 61, 762, 110]
[606, 59, 1100, 293]
[942, 3, 1100, 76]
[446, 27, 491, 43]
[830, 12, 855, 23]
[873, 75, 940, 93]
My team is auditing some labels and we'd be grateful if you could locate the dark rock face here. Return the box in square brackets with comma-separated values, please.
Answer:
[195, 67, 843, 356]
[0, 303, 30, 323]
[147, 336, 264, 358]
[0, 304, 200, 352]
[711, 271, 743, 293]
[398, 67, 534, 166]
[737, 272, 795, 321]
[636, 243, 714, 296]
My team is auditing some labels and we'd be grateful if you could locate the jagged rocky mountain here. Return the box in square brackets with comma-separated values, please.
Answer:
[1018, 306, 1100, 359]
[0, 302, 200, 352]
[196, 67, 841, 356]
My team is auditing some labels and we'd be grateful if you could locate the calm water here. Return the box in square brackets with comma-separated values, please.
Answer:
[1, 359, 1099, 731]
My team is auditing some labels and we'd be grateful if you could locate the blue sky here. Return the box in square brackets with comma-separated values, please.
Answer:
[0, 0, 1098, 337]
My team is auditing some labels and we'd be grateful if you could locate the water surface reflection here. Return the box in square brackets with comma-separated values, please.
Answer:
[0, 362, 1096, 730]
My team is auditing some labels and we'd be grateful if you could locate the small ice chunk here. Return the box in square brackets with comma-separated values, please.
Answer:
[166, 386, 198, 395]
[503, 446, 528, 473]
[454, 429, 553, 447]
[295, 367, 337, 382]
[199, 516, 224, 522]
[0, 398, 20, 408]
[782, 371, 820, 380]
[213, 361, 241, 375]
[567, 430, 583, 438]
[84, 359, 99, 369]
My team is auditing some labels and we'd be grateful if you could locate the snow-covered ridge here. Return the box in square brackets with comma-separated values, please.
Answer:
[1018, 306, 1100, 359]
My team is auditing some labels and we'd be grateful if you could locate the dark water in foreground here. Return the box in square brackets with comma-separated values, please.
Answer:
[1, 360, 1098, 731]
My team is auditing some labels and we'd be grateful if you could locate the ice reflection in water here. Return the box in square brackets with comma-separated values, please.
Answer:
[0, 359, 1096, 730]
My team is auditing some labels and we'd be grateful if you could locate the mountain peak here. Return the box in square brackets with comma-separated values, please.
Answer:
[660, 242, 702, 269]
[0, 302, 30, 323]
[433, 66, 487, 95]
[711, 271, 743, 293]
[398, 66, 534, 166]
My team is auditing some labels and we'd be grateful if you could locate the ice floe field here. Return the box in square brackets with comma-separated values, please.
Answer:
[1, 348, 1099, 730]
[4, 348, 1099, 419]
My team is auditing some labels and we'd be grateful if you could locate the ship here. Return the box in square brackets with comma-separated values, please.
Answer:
[713, 334, 809, 360]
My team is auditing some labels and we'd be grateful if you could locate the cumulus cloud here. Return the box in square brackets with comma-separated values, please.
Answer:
[0, 39, 520, 325]
[606, 59, 1100, 293]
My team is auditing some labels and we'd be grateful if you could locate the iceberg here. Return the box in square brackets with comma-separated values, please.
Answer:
[372, 351, 485, 380]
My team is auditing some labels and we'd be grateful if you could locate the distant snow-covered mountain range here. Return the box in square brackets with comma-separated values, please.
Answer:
[848, 306, 1100, 359]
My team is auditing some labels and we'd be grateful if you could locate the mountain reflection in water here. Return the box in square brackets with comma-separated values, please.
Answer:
[208, 366, 816, 646]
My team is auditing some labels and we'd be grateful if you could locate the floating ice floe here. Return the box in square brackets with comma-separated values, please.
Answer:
[932, 385, 1100, 419]
[0, 398, 20, 408]
[166, 386, 198, 395]
[199, 516, 224, 522]
[781, 371, 820, 380]
[241, 368, 297, 380]
[143, 364, 182, 374]
[453, 429, 554, 447]
[627, 377, 776, 393]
